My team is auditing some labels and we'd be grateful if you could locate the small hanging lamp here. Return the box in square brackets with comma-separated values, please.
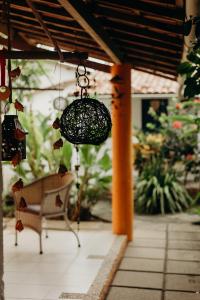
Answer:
[59, 64, 112, 145]
[2, 115, 27, 161]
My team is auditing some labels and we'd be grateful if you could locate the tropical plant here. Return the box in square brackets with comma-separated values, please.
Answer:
[136, 156, 192, 214]
[69, 143, 112, 220]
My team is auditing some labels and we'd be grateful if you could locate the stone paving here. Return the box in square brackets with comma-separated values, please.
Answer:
[106, 217, 200, 300]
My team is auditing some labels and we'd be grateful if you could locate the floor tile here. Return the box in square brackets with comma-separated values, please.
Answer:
[134, 229, 166, 239]
[168, 250, 200, 261]
[167, 260, 200, 275]
[112, 271, 163, 289]
[166, 274, 200, 292]
[168, 232, 200, 241]
[4, 283, 51, 299]
[125, 247, 165, 259]
[168, 240, 200, 250]
[168, 224, 200, 232]
[107, 287, 162, 300]
[129, 238, 165, 248]
[120, 257, 164, 272]
[165, 291, 200, 300]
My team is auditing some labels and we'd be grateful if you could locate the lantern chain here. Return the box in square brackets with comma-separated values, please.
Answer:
[76, 63, 90, 99]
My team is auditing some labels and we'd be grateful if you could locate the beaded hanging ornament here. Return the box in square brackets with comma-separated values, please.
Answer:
[59, 64, 112, 145]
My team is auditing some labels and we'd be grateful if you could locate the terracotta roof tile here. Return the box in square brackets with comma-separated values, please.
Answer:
[90, 70, 178, 95]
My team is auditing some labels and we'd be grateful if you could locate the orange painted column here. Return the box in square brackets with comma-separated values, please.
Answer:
[111, 64, 133, 241]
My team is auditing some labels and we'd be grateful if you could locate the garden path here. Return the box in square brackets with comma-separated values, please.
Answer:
[106, 214, 200, 300]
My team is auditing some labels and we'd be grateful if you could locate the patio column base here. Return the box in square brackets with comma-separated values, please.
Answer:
[111, 64, 133, 241]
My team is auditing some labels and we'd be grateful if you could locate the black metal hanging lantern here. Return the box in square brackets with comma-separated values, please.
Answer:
[59, 64, 112, 145]
[2, 115, 27, 161]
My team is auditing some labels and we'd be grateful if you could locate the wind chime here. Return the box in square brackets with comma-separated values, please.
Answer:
[1, 0, 28, 232]
[52, 61, 112, 229]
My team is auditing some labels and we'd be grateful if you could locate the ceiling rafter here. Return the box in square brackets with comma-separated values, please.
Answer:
[26, 0, 63, 61]
[58, 0, 124, 64]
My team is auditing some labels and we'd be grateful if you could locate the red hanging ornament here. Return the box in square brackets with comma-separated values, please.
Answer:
[18, 197, 27, 211]
[14, 100, 24, 112]
[11, 152, 22, 167]
[15, 220, 24, 232]
[52, 118, 60, 129]
[58, 164, 68, 177]
[55, 194, 63, 207]
[10, 67, 21, 79]
[53, 138, 63, 149]
[14, 128, 26, 141]
[0, 56, 10, 101]
[12, 178, 24, 193]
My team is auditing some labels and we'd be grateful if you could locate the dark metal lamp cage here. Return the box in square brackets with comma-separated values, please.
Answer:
[2, 115, 27, 161]
[60, 97, 112, 145]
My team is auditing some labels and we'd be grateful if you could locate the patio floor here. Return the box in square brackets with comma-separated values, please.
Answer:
[3, 220, 115, 300]
[3, 213, 200, 300]
[106, 214, 200, 300]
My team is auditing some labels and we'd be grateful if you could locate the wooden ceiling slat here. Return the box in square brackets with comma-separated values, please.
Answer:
[131, 59, 177, 75]
[127, 52, 178, 69]
[116, 40, 181, 61]
[11, 23, 96, 46]
[110, 30, 182, 53]
[96, 1, 180, 25]
[95, 6, 183, 35]
[7, 8, 75, 29]
[133, 66, 176, 80]
[22, 33, 110, 61]
[103, 20, 182, 46]
[103, 18, 182, 39]
[5, 10, 84, 33]
[9, 2, 73, 20]
[98, 0, 184, 21]
[11, 24, 100, 51]
[138, 0, 176, 7]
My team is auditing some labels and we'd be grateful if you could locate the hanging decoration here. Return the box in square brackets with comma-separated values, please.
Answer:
[1, 0, 28, 233]
[2, 115, 27, 161]
[59, 63, 112, 145]
[0, 56, 10, 101]
[52, 60, 111, 234]
[53, 96, 68, 111]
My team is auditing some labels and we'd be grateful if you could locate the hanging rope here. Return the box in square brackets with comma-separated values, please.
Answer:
[5, 0, 12, 103]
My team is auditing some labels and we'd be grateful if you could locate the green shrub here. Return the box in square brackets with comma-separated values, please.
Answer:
[136, 157, 192, 214]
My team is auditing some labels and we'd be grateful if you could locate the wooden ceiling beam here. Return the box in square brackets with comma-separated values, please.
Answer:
[1, 50, 88, 61]
[58, 0, 124, 64]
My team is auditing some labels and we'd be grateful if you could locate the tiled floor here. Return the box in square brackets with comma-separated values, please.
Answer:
[106, 218, 200, 300]
[3, 220, 114, 300]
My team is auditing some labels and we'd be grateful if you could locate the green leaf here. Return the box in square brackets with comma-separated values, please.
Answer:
[98, 152, 111, 171]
